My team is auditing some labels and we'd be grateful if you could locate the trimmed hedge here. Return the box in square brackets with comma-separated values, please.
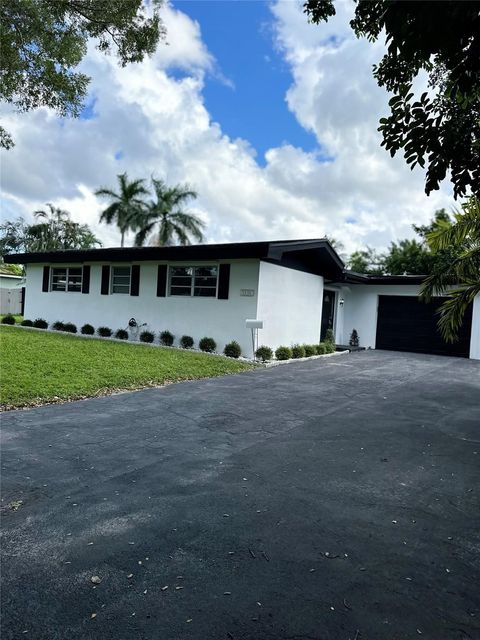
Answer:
[33, 318, 48, 329]
[52, 321, 66, 331]
[316, 343, 327, 355]
[97, 326, 112, 338]
[180, 335, 194, 349]
[224, 340, 241, 358]
[255, 345, 273, 362]
[275, 346, 292, 360]
[304, 344, 316, 357]
[140, 330, 155, 343]
[160, 330, 174, 346]
[20, 319, 33, 327]
[325, 328, 335, 344]
[115, 329, 129, 340]
[199, 337, 216, 353]
[81, 324, 95, 335]
[291, 344, 305, 359]
[1, 314, 15, 325]
[325, 341, 336, 354]
[63, 322, 77, 334]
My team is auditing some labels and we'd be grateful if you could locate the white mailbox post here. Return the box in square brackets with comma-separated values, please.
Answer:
[245, 318, 263, 359]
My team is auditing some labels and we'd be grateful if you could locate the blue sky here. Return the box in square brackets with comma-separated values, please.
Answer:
[173, 0, 318, 163]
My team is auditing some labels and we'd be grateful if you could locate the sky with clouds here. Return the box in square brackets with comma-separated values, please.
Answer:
[0, 0, 455, 254]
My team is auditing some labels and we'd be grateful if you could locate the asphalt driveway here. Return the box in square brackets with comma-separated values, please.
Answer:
[1, 350, 479, 640]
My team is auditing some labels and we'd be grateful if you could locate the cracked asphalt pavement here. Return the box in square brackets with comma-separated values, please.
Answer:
[1, 350, 479, 640]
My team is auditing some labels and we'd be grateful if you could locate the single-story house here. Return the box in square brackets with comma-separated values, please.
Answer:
[4, 239, 479, 359]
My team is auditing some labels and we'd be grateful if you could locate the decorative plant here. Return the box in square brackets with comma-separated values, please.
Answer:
[224, 340, 241, 358]
[159, 330, 174, 346]
[199, 337, 216, 353]
[325, 342, 336, 354]
[97, 326, 112, 337]
[1, 314, 16, 325]
[291, 344, 306, 359]
[304, 344, 316, 357]
[255, 345, 273, 362]
[81, 324, 95, 335]
[115, 329, 129, 340]
[63, 322, 77, 333]
[52, 321, 66, 331]
[349, 329, 359, 347]
[324, 328, 335, 344]
[180, 335, 194, 349]
[33, 318, 48, 329]
[275, 346, 292, 360]
[20, 319, 33, 327]
[316, 343, 327, 355]
[140, 330, 155, 343]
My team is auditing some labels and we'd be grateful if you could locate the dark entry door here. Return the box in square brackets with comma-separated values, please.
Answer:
[321, 290, 336, 341]
[375, 295, 472, 357]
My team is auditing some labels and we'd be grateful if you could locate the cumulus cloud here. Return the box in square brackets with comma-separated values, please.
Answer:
[0, 0, 455, 255]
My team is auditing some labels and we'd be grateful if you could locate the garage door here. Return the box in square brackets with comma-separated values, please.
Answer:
[376, 295, 472, 357]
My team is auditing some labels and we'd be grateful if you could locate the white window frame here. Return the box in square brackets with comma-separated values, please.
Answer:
[50, 266, 83, 293]
[168, 264, 219, 298]
[111, 265, 132, 295]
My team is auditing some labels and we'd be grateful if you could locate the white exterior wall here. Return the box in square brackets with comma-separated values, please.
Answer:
[24, 261, 259, 356]
[256, 260, 324, 350]
[470, 294, 480, 360]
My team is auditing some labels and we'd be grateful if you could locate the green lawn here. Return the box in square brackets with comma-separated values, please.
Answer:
[0, 326, 253, 409]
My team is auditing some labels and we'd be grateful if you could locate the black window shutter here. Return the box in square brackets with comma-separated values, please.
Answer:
[218, 264, 230, 300]
[130, 265, 140, 296]
[82, 265, 91, 294]
[156, 264, 167, 297]
[42, 266, 50, 292]
[101, 265, 110, 295]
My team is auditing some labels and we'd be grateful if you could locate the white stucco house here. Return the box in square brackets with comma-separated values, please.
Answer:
[4, 238, 480, 359]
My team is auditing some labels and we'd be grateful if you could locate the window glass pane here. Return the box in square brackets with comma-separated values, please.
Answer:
[170, 276, 192, 287]
[113, 266, 131, 277]
[112, 266, 131, 294]
[171, 267, 193, 277]
[51, 268, 67, 291]
[112, 284, 130, 294]
[170, 286, 192, 296]
[195, 266, 217, 277]
[67, 267, 82, 292]
[193, 287, 216, 297]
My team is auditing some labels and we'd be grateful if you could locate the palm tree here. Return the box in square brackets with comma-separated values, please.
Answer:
[421, 196, 480, 342]
[95, 173, 149, 247]
[134, 178, 205, 247]
[31, 204, 101, 250]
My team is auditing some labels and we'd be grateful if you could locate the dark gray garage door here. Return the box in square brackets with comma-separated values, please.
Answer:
[375, 295, 472, 358]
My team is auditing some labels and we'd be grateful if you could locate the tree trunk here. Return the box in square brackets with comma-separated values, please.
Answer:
[120, 231, 125, 248]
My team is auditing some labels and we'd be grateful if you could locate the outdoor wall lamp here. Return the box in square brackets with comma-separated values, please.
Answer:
[339, 298, 345, 307]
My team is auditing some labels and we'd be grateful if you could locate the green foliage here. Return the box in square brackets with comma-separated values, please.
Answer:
[199, 337, 216, 353]
[134, 178, 204, 247]
[81, 324, 95, 335]
[139, 330, 155, 343]
[0, 205, 101, 255]
[115, 329, 129, 340]
[20, 319, 33, 327]
[224, 340, 241, 358]
[383, 239, 433, 275]
[421, 196, 480, 342]
[291, 344, 305, 359]
[348, 248, 385, 275]
[52, 321, 66, 331]
[33, 318, 48, 329]
[255, 345, 273, 362]
[97, 326, 112, 338]
[349, 329, 359, 347]
[180, 335, 194, 349]
[159, 330, 174, 346]
[325, 341, 336, 354]
[1, 314, 15, 325]
[324, 328, 335, 344]
[1, 0, 165, 148]
[0, 262, 23, 276]
[0, 326, 253, 409]
[303, 344, 317, 357]
[316, 343, 327, 355]
[63, 322, 77, 334]
[275, 346, 292, 360]
[304, 1, 480, 198]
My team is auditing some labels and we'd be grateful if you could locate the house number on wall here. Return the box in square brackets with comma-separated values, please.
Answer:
[240, 289, 255, 297]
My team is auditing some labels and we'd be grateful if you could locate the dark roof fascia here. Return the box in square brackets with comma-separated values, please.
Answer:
[337, 270, 428, 285]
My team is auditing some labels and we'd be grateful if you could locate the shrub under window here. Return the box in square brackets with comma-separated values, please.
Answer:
[52, 321, 66, 331]
[140, 330, 155, 343]
[180, 335, 194, 349]
[199, 337, 216, 352]
[275, 346, 291, 360]
[304, 345, 316, 357]
[255, 345, 273, 362]
[115, 329, 129, 340]
[81, 324, 95, 335]
[63, 322, 77, 333]
[316, 343, 327, 355]
[1, 314, 15, 325]
[21, 319, 33, 327]
[291, 344, 305, 359]
[33, 318, 48, 329]
[224, 340, 241, 358]
[97, 326, 112, 337]
[160, 330, 174, 346]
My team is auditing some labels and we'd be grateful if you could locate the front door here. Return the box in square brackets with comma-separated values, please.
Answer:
[321, 290, 336, 341]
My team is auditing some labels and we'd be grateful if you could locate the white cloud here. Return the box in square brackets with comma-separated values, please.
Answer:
[0, 0, 455, 256]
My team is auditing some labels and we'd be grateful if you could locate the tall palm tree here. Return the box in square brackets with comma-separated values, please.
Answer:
[31, 204, 101, 250]
[134, 178, 205, 247]
[95, 173, 149, 247]
[421, 196, 480, 342]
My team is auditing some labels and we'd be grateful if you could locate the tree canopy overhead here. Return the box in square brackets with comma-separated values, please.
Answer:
[0, 0, 165, 148]
[303, 0, 480, 199]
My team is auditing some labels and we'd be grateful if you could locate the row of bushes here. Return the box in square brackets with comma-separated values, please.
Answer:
[254, 341, 336, 362]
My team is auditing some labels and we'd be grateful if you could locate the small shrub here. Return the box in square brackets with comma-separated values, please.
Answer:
[180, 335, 194, 349]
[275, 345, 292, 360]
[159, 330, 174, 346]
[33, 318, 48, 329]
[1, 314, 16, 325]
[115, 329, 129, 340]
[325, 341, 336, 354]
[63, 322, 77, 333]
[52, 321, 66, 331]
[324, 328, 335, 344]
[255, 345, 273, 362]
[140, 330, 155, 343]
[224, 340, 241, 358]
[20, 319, 33, 327]
[316, 343, 327, 355]
[81, 323, 95, 335]
[349, 329, 359, 347]
[97, 326, 112, 338]
[199, 336, 216, 353]
[291, 344, 305, 359]
[304, 344, 316, 357]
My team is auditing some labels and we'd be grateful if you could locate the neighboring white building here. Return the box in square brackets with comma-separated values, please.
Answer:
[4, 239, 479, 359]
[0, 272, 25, 315]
